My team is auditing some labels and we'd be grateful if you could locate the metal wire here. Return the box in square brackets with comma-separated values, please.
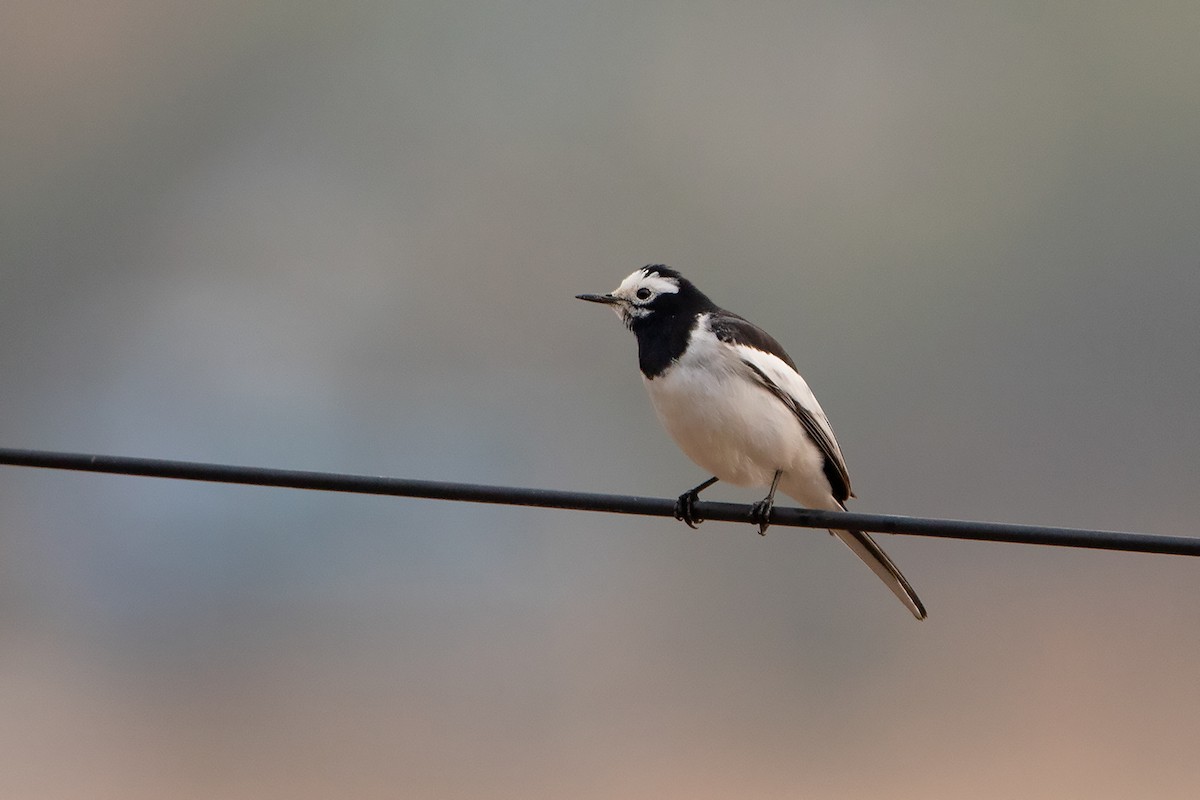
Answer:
[0, 447, 1196, 556]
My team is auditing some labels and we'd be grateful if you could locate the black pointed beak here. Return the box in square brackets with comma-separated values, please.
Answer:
[575, 293, 620, 305]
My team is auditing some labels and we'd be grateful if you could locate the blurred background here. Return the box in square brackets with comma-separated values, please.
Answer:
[2, 2, 1199, 797]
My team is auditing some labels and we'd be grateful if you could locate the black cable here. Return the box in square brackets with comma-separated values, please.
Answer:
[0, 447, 1196, 556]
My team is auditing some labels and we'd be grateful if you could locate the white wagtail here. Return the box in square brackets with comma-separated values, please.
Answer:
[577, 265, 926, 619]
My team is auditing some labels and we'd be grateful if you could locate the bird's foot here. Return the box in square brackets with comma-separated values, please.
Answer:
[749, 496, 774, 536]
[749, 470, 783, 536]
[674, 477, 718, 529]
[674, 489, 704, 529]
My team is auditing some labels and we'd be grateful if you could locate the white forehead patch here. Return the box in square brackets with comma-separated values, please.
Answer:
[613, 268, 681, 300]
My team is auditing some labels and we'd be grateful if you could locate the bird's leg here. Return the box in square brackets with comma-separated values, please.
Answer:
[749, 470, 783, 535]
[674, 476, 719, 529]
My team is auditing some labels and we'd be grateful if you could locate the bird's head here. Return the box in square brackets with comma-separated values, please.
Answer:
[576, 265, 704, 329]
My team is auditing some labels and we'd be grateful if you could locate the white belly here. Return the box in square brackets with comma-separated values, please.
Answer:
[644, 359, 834, 509]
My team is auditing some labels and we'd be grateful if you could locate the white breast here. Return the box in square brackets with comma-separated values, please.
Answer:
[643, 321, 830, 506]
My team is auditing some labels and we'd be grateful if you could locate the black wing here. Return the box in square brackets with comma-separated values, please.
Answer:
[711, 312, 854, 503]
[709, 310, 799, 371]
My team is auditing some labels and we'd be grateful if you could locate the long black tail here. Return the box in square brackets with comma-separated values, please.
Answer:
[832, 529, 927, 620]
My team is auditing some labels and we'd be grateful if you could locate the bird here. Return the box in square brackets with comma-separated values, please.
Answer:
[576, 265, 926, 619]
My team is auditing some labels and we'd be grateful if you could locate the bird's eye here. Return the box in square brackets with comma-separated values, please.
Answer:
[636, 288, 652, 301]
